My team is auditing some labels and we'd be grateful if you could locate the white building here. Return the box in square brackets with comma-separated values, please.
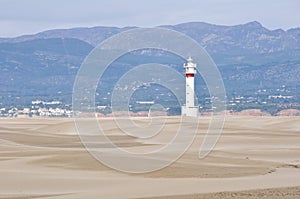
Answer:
[181, 57, 199, 117]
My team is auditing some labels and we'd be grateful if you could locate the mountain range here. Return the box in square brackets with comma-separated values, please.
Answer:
[0, 21, 299, 110]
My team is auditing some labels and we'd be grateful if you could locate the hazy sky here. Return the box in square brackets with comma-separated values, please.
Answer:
[0, 0, 299, 37]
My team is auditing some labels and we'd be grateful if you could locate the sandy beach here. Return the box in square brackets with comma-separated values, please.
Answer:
[0, 116, 299, 198]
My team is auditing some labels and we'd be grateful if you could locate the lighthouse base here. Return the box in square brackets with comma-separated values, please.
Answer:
[181, 106, 199, 117]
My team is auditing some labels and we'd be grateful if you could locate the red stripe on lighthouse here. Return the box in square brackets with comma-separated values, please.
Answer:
[186, 74, 194, 78]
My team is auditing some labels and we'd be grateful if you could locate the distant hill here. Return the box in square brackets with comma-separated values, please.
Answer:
[0, 38, 93, 106]
[0, 21, 299, 111]
[0, 26, 134, 46]
[1, 21, 300, 65]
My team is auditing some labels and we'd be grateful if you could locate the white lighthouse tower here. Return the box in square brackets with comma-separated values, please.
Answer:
[181, 57, 198, 117]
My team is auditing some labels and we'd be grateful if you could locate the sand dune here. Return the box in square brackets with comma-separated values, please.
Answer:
[0, 116, 299, 198]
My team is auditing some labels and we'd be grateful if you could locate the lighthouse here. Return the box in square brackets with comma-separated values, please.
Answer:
[181, 57, 199, 117]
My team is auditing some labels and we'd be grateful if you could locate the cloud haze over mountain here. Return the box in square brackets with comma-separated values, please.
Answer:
[0, 0, 299, 37]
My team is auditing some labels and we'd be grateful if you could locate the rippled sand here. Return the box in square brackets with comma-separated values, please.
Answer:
[0, 116, 299, 198]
